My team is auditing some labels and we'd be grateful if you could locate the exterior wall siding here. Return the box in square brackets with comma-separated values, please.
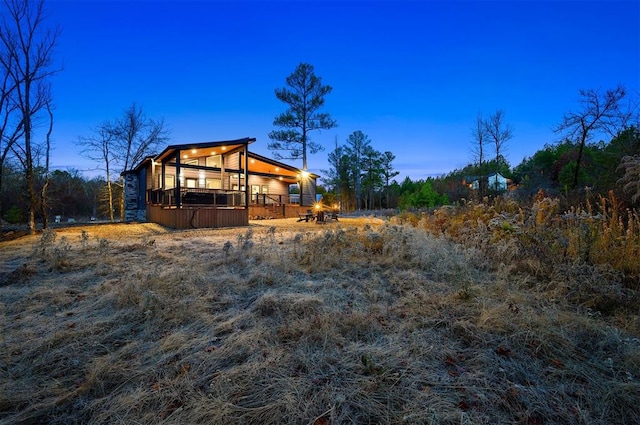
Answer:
[247, 175, 290, 201]
[301, 178, 316, 206]
[225, 152, 240, 169]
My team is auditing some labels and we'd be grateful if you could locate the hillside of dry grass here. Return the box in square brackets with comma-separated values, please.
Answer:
[1, 214, 639, 424]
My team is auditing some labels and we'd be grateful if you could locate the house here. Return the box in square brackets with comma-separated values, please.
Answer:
[467, 173, 510, 192]
[123, 137, 318, 229]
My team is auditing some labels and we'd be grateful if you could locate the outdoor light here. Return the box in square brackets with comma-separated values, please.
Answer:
[275, 167, 279, 171]
[222, 146, 227, 151]
[279, 177, 283, 181]
[183, 154, 188, 159]
[315, 203, 321, 210]
[301, 170, 309, 178]
[191, 149, 197, 154]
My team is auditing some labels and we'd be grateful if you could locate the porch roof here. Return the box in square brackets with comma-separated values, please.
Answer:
[154, 137, 256, 163]
[247, 151, 319, 182]
[127, 137, 321, 184]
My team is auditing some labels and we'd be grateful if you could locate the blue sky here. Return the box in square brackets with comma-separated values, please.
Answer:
[46, 0, 639, 183]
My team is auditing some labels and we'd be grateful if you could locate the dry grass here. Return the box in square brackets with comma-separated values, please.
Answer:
[1, 215, 639, 424]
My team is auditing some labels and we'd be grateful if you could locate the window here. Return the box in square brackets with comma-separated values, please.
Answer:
[186, 178, 197, 188]
[206, 155, 221, 168]
[183, 159, 198, 166]
[262, 185, 269, 194]
[161, 175, 175, 189]
[230, 174, 245, 190]
[205, 178, 221, 189]
[251, 185, 260, 195]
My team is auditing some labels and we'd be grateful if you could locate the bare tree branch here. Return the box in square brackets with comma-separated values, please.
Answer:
[485, 109, 513, 164]
[79, 122, 117, 222]
[81, 102, 169, 222]
[555, 86, 627, 190]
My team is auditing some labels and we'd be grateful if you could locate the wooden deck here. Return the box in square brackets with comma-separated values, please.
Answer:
[147, 205, 248, 229]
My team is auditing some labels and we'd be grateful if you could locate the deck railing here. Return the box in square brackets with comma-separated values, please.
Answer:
[147, 188, 245, 207]
[251, 194, 289, 205]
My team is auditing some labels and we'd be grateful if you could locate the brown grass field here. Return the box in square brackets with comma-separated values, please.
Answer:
[1, 205, 639, 424]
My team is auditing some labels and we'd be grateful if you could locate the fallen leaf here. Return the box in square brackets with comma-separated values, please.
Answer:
[445, 356, 457, 366]
[550, 359, 564, 368]
[457, 400, 470, 410]
[496, 346, 511, 357]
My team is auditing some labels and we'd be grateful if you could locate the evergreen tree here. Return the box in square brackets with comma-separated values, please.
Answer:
[268, 63, 336, 171]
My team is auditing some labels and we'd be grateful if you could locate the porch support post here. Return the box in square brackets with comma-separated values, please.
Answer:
[161, 161, 166, 205]
[150, 159, 156, 189]
[243, 143, 249, 208]
[221, 154, 226, 189]
[161, 161, 165, 190]
[175, 150, 181, 208]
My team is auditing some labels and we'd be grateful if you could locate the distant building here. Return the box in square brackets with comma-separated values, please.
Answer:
[466, 173, 511, 192]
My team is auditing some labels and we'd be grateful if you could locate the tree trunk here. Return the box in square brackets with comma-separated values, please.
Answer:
[108, 182, 114, 223]
[41, 179, 49, 229]
[572, 123, 588, 190]
[41, 103, 53, 229]
[25, 116, 37, 234]
[119, 176, 125, 222]
[27, 165, 36, 234]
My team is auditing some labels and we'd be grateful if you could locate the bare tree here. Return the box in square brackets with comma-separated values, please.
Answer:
[470, 113, 488, 196]
[555, 86, 626, 190]
[79, 123, 116, 222]
[484, 109, 513, 191]
[0, 0, 59, 233]
[485, 109, 513, 166]
[39, 99, 52, 228]
[109, 103, 169, 221]
[0, 37, 22, 229]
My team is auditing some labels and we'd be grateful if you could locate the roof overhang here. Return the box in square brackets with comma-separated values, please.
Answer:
[246, 151, 318, 183]
[127, 137, 321, 183]
[154, 137, 256, 163]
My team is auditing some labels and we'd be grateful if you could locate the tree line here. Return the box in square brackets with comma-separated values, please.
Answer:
[271, 64, 638, 211]
[319, 85, 639, 210]
[1, 0, 638, 229]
